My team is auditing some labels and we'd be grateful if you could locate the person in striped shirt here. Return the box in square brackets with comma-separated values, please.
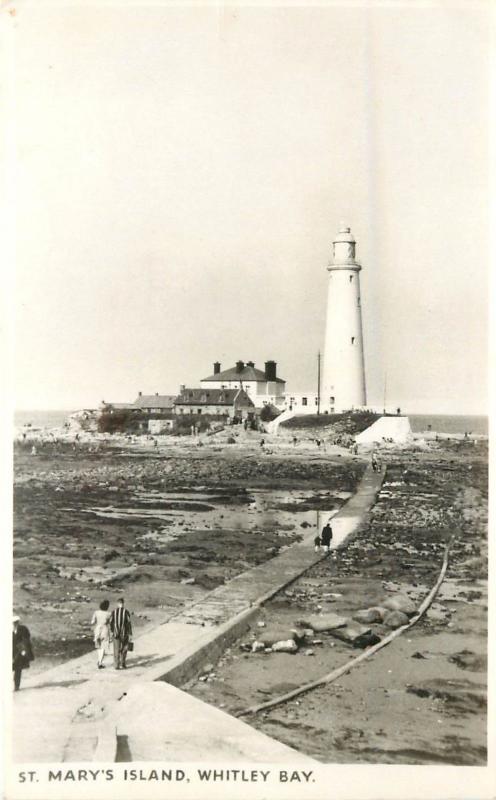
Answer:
[109, 597, 133, 669]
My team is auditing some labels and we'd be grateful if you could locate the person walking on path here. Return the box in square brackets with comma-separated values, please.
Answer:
[12, 615, 34, 691]
[109, 597, 133, 670]
[321, 522, 333, 553]
[91, 600, 111, 669]
[314, 534, 322, 552]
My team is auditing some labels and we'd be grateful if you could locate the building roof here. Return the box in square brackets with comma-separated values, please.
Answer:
[100, 402, 137, 410]
[134, 394, 176, 410]
[201, 365, 285, 384]
[175, 388, 254, 407]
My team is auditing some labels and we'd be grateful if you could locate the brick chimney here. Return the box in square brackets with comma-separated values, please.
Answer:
[246, 361, 255, 368]
[236, 360, 245, 373]
[265, 360, 277, 381]
[213, 362, 221, 374]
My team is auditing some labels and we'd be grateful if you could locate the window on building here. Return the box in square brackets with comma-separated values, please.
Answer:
[315, 397, 319, 405]
[349, 275, 354, 283]
[351, 337, 355, 344]
[197, 409, 202, 415]
[330, 396, 335, 404]
[302, 397, 307, 406]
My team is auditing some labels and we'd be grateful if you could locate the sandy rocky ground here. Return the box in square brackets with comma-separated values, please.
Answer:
[13, 430, 487, 765]
[185, 440, 488, 765]
[13, 432, 363, 670]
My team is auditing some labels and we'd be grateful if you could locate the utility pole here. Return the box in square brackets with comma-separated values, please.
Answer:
[383, 372, 387, 415]
[317, 351, 321, 415]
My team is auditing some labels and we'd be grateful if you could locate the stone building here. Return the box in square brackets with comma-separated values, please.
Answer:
[174, 387, 254, 419]
[200, 360, 285, 409]
[133, 393, 176, 414]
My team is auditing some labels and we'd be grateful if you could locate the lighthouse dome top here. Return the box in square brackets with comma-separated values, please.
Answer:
[330, 224, 359, 268]
[333, 225, 356, 244]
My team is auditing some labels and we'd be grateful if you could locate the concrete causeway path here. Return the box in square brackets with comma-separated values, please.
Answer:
[12, 463, 385, 763]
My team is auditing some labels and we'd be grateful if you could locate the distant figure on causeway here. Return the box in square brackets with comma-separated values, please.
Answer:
[12, 614, 34, 691]
[109, 597, 133, 670]
[321, 522, 333, 553]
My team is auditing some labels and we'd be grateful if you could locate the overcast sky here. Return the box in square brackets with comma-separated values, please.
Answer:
[10, 2, 490, 414]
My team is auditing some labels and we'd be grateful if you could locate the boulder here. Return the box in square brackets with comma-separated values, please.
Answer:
[290, 628, 308, 644]
[356, 630, 381, 648]
[352, 608, 384, 624]
[372, 624, 390, 637]
[383, 610, 410, 629]
[258, 628, 297, 647]
[298, 613, 348, 632]
[383, 595, 416, 616]
[329, 624, 381, 648]
[272, 639, 298, 654]
[370, 606, 389, 620]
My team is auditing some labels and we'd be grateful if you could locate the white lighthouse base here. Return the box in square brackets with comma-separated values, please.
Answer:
[355, 416, 412, 445]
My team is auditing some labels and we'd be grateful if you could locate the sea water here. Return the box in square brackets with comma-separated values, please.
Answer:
[14, 410, 75, 430]
[408, 415, 488, 435]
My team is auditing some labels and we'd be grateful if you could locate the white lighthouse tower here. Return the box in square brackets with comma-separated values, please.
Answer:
[322, 225, 367, 412]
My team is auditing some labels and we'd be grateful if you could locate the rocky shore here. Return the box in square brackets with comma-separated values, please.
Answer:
[13, 431, 364, 671]
[186, 438, 488, 765]
[13, 427, 487, 766]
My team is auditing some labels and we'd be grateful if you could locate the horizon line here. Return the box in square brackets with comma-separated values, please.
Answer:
[13, 407, 489, 417]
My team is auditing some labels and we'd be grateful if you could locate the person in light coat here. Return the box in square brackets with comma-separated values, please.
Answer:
[91, 600, 111, 669]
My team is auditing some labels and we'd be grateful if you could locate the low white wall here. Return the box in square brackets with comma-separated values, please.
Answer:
[356, 416, 412, 444]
